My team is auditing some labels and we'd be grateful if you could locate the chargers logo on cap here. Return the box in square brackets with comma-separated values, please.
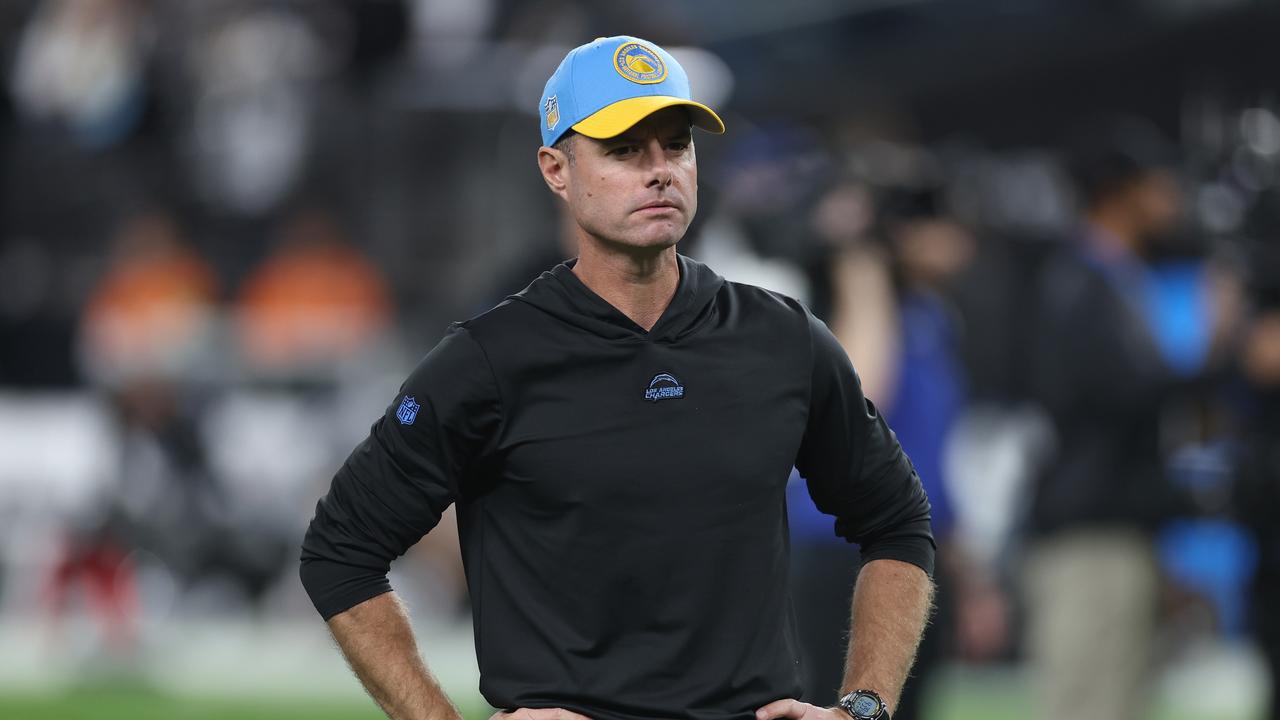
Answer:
[613, 42, 667, 84]
[544, 95, 559, 131]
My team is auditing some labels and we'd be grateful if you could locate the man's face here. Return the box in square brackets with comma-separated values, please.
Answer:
[1128, 168, 1183, 240]
[541, 107, 697, 252]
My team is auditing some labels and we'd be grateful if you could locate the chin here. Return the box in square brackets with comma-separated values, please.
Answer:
[624, 235, 682, 252]
[630, 221, 687, 248]
[586, 218, 688, 252]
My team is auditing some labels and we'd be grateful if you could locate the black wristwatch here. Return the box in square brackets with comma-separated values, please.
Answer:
[837, 689, 890, 720]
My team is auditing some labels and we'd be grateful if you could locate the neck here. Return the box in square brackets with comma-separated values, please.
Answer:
[572, 238, 680, 332]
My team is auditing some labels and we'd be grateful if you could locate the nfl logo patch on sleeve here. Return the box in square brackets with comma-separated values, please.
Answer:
[396, 395, 420, 425]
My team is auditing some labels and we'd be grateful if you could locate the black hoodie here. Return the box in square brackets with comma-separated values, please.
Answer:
[300, 254, 934, 720]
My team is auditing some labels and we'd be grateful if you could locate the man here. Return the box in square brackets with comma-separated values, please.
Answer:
[300, 36, 934, 720]
[1236, 232, 1280, 720]
[1024, 119, 1191, 720]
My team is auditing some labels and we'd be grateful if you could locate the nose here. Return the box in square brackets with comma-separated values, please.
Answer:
[642, 137, 672, 188]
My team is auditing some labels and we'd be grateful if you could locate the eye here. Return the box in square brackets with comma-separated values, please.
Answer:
[608, 145, 639, 157]
[667, 139, 691, 151]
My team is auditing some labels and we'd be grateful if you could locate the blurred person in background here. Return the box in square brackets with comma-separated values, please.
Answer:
[42, 501, 139, 661]
[60, 208, 215, 649]
[9, 0, 154, 149]
[786, 178, 893, 708]
[1234, 210, 1280, 720]
[76, 209, 289, 618]
[181, 2, 331, 216]
[819, 181, 897, 402]
[791, 177, 1003, 718]
[692, 124, 824, 304]
[235, 204, 394, 379]
[870, 185, 1011, 720]
[1023, 118, 1192, 720]
[80, 210, 217, 385]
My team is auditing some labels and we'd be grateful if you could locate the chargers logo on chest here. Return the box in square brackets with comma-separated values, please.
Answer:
[644, 372, 685, 402]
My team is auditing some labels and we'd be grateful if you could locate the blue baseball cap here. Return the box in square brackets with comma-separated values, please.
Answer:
[539, 35, 725, 148]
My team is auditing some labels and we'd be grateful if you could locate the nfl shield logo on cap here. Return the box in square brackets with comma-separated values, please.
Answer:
[544, 95, 559, 131]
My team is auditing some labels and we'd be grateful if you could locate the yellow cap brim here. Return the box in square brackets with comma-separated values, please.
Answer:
[572, 96, 725, 140]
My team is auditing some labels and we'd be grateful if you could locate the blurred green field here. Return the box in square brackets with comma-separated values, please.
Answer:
[0, 691, 1248, 720]
[0, 689, 377, 720]
[0, 685, 986, 720]
[0, 670, 1259, 720]
[0, 685, 490, 720]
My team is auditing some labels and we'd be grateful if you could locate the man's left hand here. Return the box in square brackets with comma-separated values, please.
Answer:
[755, 699, 847, 720]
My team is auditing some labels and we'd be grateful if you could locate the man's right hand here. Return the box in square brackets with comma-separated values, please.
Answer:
[490, 709, 593, 720]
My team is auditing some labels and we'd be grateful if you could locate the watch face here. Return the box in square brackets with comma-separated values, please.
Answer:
[851, 694, 880, 717]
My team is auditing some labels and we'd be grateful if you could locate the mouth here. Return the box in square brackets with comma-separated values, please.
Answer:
[635, 200, 680, 214]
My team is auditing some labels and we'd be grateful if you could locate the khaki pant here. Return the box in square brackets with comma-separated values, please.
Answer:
[1024, 530, 1158, 720]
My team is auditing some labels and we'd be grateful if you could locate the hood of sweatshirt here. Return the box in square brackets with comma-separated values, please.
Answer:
[510, 253, 725, 344]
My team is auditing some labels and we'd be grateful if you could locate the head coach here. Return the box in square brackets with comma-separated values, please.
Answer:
[300, 36, 935, 720]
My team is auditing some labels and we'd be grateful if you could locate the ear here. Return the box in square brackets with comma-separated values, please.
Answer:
[537, 146, 571, 201]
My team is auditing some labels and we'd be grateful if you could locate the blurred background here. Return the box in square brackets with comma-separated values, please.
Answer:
[2, 0, 1280, 718]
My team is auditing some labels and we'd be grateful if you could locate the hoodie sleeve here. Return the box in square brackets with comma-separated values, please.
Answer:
[299, 324, 502, 619]
[794, 309, 936, 576]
